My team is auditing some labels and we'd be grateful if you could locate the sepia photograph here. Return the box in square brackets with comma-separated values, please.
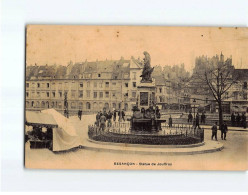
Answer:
[25, 25, 248, 170]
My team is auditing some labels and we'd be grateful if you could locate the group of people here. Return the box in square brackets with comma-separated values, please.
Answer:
[211, 121, 228, 141]
[188, 112, 206, 125]
[95, 109, 126, 131]
[231, 113, 246, 128]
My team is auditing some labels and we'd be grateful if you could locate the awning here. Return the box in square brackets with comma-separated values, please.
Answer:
[25, 111, 58, 128]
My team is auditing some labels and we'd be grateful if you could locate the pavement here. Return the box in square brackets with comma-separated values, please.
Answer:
[25, 114, 248, 170]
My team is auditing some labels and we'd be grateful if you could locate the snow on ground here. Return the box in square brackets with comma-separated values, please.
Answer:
[25, 114, 248, 170]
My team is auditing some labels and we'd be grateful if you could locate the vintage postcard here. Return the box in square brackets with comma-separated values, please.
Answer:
[25, 25, 248, 170]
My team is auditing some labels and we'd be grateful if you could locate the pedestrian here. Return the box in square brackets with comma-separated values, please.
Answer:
[236, 113, 241, 127]
[96, 112, 100, 127]
[169, 115, 172, 128]
[221, 121, 228, 140]
[118, 110, 121, 121]
[99, 114, 106, 131]
[188, 112, 193, 123]
[78, 109, 82, 120]
[201, 112, 206, 124]
[195, 113, 200, 129]
[107, 110, 113, 127]
[122, 109, 125, 121]
[113, 110, 116, 122]
[211, 122, 218, 141]
[155, 106, 161, 119]
[242, 113, 247, 129]
[231, 112, 235, 127]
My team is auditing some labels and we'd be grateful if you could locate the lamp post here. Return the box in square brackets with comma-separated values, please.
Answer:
[192, 98, 196, 119]
[192, 98, 197, 128]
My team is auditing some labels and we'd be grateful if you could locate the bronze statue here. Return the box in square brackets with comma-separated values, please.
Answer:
[140, 51, 154, 82]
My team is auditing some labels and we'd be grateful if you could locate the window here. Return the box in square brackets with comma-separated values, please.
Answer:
[124, 73, 129, 79]
[132, 72, 136, 80]
[125, 93, 128, 97]
[112, 93, 116, 97]
[58, 102, 62, 109]
[94, 82, 97, 88]
[46, 92, 49, 97]
[87, 90, 90, 98]
[51, 82, 55, 89]
[79, 90, 83, 98]
[98, 74, 101, 77]
[26, 83, 29, 88]
[114, 76, 118, 79]
[71, 90, 76, 98]
[47, 83, 49, 88]
[94, 92, 97, 98]
[132, 92, 136, 98]
[65, 82, 69, 89]
[86, 102, 91, 110]
[159, 88, 162, 93]
[37, 92, 40, 97]
[71, 102, 76, 109]
[99, 92, 103, 98]
[71, 82, 76, 90]
[125, 83, 128, 87]
[244, 82, 247, 89]
[59, 91, 62, 97]
[87, 81, 90, 87]
[243, 92, 247, 100]
[233, 92, 238, 100]
[133, 82, 136, 88]
[99, 82, 103, 88]
[112, 82, 116, 86]
[52, 92, 55, 97]
[37, 83, 40, 88]
[59, 83, 62, 90]
[105, 82, 109, 88]
[26, 92, 29, 97]
[105, 91, 109, 98]
[80, 83, 83, 88]
[85, 73, 92, 79]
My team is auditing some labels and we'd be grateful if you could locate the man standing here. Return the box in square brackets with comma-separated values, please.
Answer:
[211, 122, 218, 141]
[121, 109, 125, 121]
[78, 109, 82, 120]
[169, 115, 173, 128]
[99, 114, 107, 131]
[188, 112, 193, 123]
[231, 112, 235, 127]
[201, 112, 206, 124]
[221, 121, 228, 140]
[96, 112, 100, 127]
[236, 113, 241, 127]
[195, 113, 200, 129]
[113, 110, 116, 122]
[107, 110, 113, 127]
[242, 113, 247, 129]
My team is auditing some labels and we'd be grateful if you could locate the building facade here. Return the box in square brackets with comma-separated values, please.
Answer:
[26, 57, 147, 115]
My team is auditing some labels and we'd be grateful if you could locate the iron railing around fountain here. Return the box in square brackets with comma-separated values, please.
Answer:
[88, 122, 204, 142]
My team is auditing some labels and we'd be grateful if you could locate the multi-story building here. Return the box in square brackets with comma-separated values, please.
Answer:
[224, 69, 248, 113]
[26, 57, 146, 115]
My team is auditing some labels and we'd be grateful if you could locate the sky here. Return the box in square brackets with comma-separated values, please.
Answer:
[26, 25, 248, 72]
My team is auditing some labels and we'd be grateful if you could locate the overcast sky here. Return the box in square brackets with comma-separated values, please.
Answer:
[26, 25, 248, 72]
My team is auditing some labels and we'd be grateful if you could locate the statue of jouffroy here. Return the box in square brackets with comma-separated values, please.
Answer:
[140, 51, 154, 83]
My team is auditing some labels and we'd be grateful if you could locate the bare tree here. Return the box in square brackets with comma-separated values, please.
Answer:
[204, 61, 237, 126]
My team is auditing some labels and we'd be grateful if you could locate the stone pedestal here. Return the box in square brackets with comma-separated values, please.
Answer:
[137, 80, 156, 110]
